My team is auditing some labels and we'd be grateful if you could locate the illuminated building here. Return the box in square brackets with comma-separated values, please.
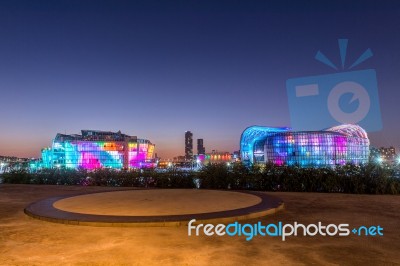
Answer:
[197, 151, 232, 164]
[379, 146, 396, 162]
[33, 130, 155, 170]
[232, 150, 241, 161]
[0, 156, 30, 173]
[240, 124, 370, 167]
[197, 139, 205, 155]
[369, 147, 380, 162]
[185, 131, 193, 160]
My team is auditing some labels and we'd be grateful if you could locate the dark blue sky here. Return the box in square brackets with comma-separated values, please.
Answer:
[0, 0, 399, 158]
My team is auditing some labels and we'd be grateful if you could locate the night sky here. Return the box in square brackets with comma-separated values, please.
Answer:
[0, 0, 399, 159]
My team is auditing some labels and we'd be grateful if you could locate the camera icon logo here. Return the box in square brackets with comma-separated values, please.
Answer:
[286, 39, 382, 132]
[327, 80, 370, 124]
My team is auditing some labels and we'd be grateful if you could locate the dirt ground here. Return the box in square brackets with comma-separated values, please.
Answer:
[0, 184, 399, 266]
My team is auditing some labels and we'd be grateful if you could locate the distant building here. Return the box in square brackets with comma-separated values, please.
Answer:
[197, 139, 205, 155]
[0, 156, 30, 173]
[369, 147, 380, 162]
[232, 150, 241, 161]
[197, 151, 233, 165]
[30, 130, 155, 170]
[185, 131, 193, 160]
[379, 146, 396, 162]
[171, 155, 194, 168]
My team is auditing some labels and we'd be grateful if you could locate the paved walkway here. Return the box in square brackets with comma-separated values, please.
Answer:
[24, 189, 284, 227]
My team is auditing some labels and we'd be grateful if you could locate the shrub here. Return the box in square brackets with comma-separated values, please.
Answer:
[1, 162, 399, 194]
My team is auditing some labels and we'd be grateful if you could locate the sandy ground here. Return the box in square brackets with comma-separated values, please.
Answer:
[54, 189, 261, 216]
[0, 184, 399, 266]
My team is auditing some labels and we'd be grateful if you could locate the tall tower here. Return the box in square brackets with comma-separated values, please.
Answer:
[185, 131, 193, 160]
[197, 139, 205, 155]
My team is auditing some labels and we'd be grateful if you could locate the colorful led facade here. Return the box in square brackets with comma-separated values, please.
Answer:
[240, 124, 370, 167]
[35, 130, 155, 170]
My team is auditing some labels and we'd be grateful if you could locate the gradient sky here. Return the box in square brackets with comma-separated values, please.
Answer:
[0, 0, 399, 159]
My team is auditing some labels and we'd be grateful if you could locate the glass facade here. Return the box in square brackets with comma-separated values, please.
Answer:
[35, 130, 155, 170]
[240, 126, 290, 164]
[241, 124, 370, 167]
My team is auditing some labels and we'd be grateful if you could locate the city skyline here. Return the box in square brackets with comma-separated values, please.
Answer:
[1, 0, 400, 159]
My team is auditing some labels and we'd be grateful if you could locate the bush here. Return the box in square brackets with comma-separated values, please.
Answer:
[2, 169, 31, 184]
[1, 162, 399, 194]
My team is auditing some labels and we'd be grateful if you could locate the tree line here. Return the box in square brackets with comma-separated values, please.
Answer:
[1, 162, 399, 194]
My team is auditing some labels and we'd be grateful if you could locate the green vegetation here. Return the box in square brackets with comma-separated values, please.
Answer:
[1, 162, 399, 194]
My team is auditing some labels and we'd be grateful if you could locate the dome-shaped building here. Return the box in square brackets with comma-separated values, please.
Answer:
[240, 124, 369, 167]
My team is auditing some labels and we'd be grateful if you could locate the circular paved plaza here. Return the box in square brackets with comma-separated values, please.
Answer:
[25, 189, 284, 227]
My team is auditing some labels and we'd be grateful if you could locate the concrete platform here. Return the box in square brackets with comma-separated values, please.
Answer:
[24, 189, 284, 227]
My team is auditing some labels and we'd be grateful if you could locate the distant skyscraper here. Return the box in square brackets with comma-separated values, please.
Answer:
[185, 131, 193, 160]
[197, 139, 205, 155]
